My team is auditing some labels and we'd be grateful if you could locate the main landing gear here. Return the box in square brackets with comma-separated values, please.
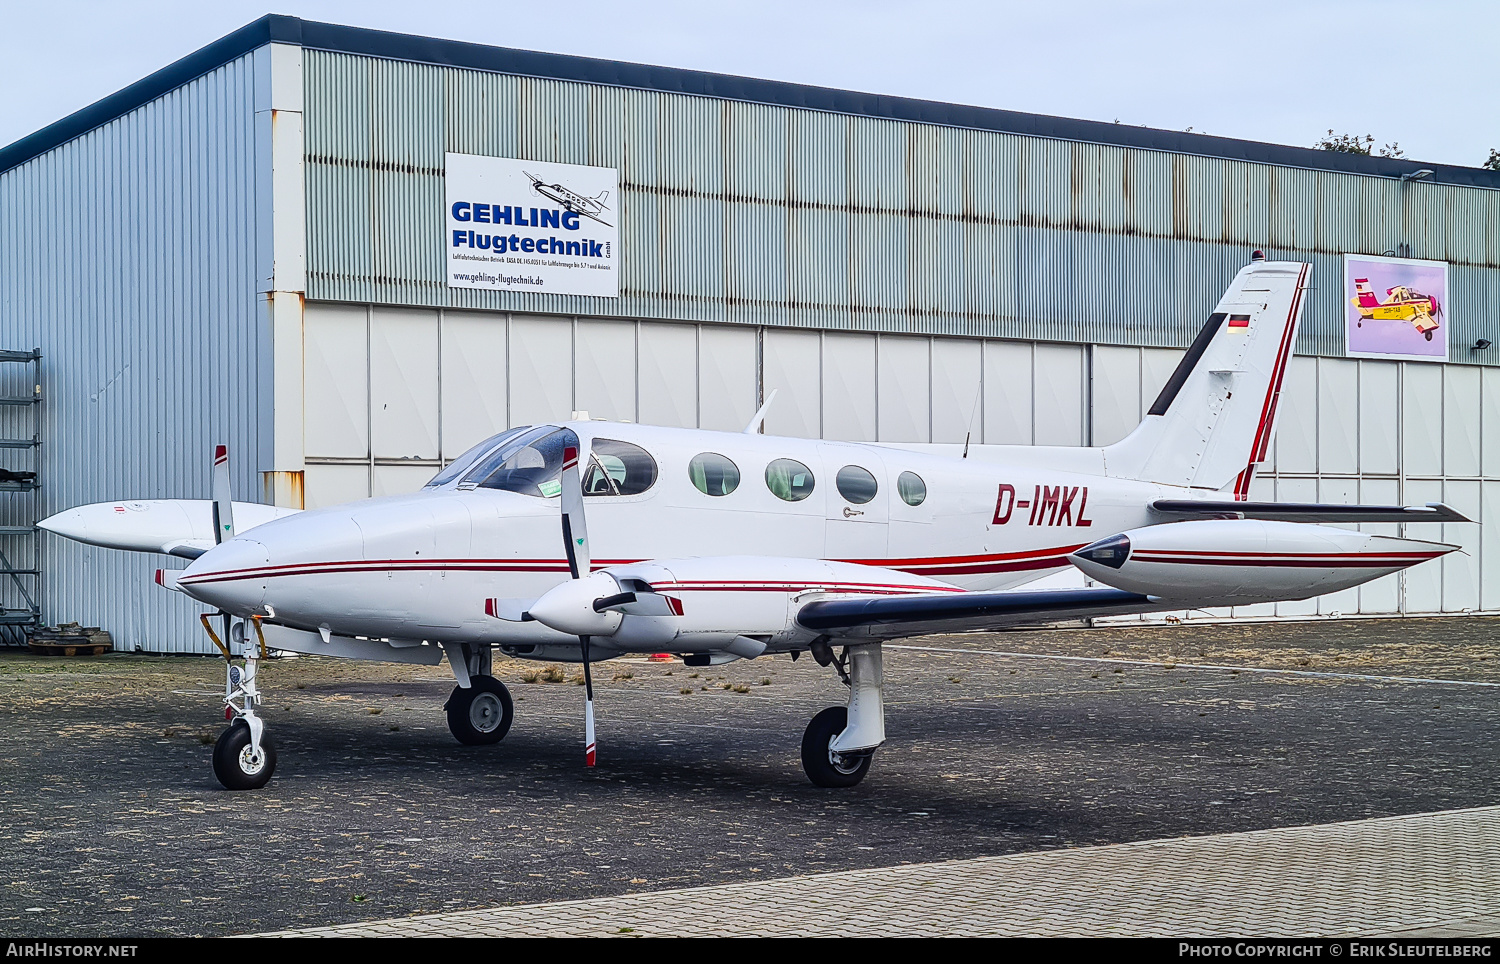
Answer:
[442, 642, 515, 746]
[802, 640, 885, 788]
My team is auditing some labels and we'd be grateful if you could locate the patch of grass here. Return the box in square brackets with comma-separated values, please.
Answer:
[572, 674, 586, 686]
[521, 670, 540, 684]
[760, 678, 771, 686]
[732, 684, 750, 694]
[720, 682, 733, 690]
[295, 683, 306, 690]
[687, 673, 699, 679]
[542, 666, 566, 683]
[679, 688, 692, 695]
[388, 725, 400, 731]
[612, 671, 634, 681]
[948, 676, 961, 683]
[368, 707, 382, 715]
[198, 732, 216, 746]
[351, 895, 367, 903]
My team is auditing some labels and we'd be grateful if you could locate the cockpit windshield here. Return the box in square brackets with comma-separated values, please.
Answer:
[423, 426, 534, 489]
[460, 425, 571, 497]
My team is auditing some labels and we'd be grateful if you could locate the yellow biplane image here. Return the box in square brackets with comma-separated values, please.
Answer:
[1351, 277, 1442, 340]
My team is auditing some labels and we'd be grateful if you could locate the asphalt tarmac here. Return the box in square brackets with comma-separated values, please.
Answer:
[2, 616, 1498, 937]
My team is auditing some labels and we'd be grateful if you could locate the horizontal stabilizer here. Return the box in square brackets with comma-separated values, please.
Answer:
[797, 587, 1161, 639]
[1151, 500, 1472, 524]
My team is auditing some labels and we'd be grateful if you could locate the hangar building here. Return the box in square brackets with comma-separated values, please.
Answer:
[2, 16, 1499, 651]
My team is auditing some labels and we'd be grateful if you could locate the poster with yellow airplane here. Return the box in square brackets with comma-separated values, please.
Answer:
[1344, 254, 1448, 360]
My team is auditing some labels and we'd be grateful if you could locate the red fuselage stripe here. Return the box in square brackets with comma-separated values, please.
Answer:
[178, 545, 1087, 586]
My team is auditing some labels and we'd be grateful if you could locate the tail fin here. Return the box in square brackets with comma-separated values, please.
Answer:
[1353, 278, 1379, 308]
[1103, 260, 1311, 497]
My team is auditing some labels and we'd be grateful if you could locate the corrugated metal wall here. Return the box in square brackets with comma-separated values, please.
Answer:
[302, 49, 1500, 363]
[0, 49, 271, 651]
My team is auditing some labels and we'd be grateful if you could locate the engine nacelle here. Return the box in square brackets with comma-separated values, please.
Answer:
[1070, 519, 1456, 605]
[525, 556, 958, 654]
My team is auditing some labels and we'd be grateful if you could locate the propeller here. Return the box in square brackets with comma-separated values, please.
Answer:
[481, 429, 686, 767]
[210, 444, 235, 654]
[211, 444, 235, 544]
[560, 438, 598, 768]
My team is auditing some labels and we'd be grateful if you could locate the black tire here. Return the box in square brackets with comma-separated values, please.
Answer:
[445, 676, 514, 745]
[212, 720, 277, 791]
[800, 706, 872, 788]
[1425, 330, 1433, 341]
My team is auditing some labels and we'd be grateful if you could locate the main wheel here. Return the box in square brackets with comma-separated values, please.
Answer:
[212, 720, 277, 791]
[800, 706, 872, 788]
[1425, 330, 1433, 341]
[445, 676, 514, 745]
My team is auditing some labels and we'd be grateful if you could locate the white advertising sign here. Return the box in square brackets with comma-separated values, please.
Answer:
[445, 152, 618, 297]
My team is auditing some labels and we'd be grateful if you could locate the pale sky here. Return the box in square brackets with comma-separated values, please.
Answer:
[2, 1, 1496, 169]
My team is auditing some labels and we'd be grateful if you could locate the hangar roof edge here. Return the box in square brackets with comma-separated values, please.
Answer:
[3, 13, 1498, 191]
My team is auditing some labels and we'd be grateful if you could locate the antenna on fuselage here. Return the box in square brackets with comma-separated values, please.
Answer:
[961, 382, 982, 459]
[743, 389, 778, 435]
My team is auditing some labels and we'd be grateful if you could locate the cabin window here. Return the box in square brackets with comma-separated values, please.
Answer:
[897, 471, 927, 506]
[465, 426, 569, 497]
[582, 439, 658, 496]
[424, 426, 533, 488]
[688, 452, 740, 496]
[836, 465, 878, 504]
[765, 458, 815, 502]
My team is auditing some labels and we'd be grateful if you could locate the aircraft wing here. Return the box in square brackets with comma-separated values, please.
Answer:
[1150, 500, 1472, 524]
[796, 587, 1167, 640]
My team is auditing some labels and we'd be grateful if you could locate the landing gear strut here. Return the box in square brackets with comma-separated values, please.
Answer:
[801, 641, 885, 788]
[202, 614, 277, 791]
[442, 642, 514, 745]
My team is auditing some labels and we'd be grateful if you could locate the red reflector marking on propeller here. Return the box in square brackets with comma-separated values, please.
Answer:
[1228, 314, 1251, 328]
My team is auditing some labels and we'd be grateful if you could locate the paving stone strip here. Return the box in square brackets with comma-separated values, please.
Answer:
[261, 805, 1500, 938]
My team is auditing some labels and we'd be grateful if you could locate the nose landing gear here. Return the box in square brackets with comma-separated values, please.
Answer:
[801, 641, 885, 788]
[202, 614, 277, 791]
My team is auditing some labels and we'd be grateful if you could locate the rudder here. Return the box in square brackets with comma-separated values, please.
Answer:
[1102, 260, 1311, 495]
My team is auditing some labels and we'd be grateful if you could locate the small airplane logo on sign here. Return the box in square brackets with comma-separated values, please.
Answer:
[524, 171, 612, 227]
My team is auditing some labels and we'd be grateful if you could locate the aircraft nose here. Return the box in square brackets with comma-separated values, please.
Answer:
[178, 537, 271, 615]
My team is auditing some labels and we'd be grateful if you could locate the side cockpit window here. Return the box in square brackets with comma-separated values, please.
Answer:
[582, 439, 658, 496]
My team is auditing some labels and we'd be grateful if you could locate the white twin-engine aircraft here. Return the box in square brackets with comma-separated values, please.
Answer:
[41, 258, 1469, 792]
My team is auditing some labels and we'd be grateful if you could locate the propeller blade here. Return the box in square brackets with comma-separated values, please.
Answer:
[560, 440, 590, 579]
[211, 444, 235, 544]
[581, 634, 596, 767]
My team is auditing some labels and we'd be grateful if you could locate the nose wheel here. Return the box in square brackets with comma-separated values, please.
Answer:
[213, 719, 278, 790]
[445, 676, 515, 745]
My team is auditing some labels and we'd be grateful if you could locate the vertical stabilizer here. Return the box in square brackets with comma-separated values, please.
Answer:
[1103, 261, 1311, 496]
